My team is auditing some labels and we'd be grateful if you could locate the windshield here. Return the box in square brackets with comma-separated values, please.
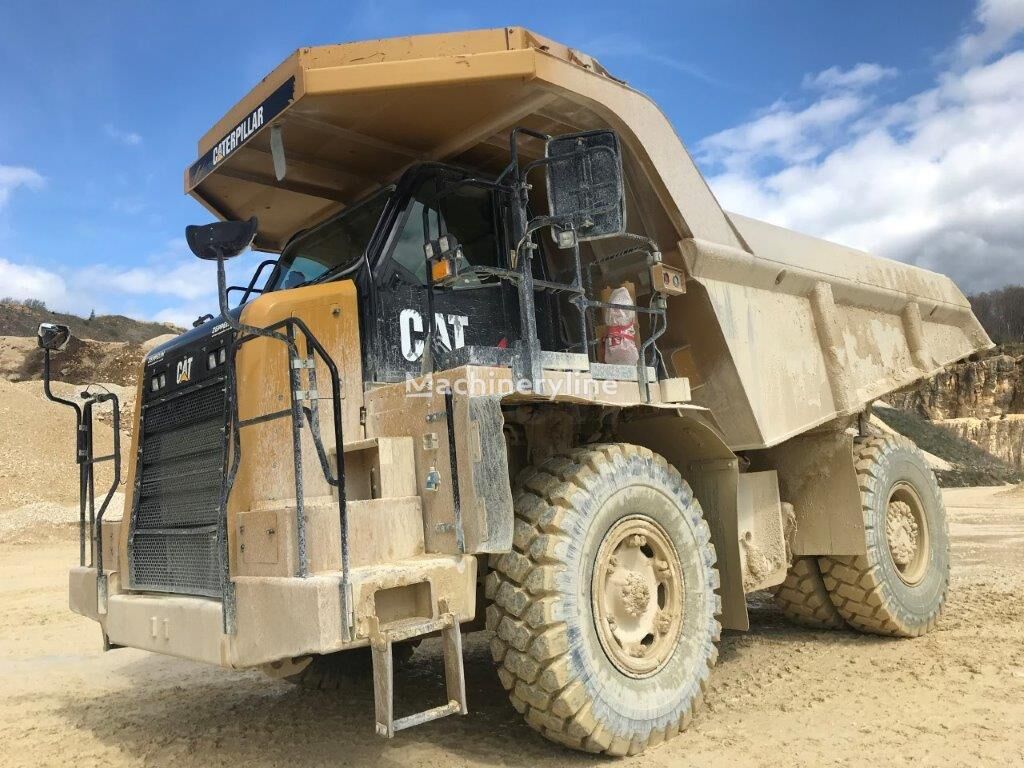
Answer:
[269, 188, 391, 290]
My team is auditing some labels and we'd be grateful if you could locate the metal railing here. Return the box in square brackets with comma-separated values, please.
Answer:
[219, 316, 350, 638]
[41, 351, 122, 613]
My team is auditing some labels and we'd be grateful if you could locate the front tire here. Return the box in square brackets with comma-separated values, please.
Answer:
[486, 443, 720, 756]
[281, 644, 415, 690]
[819, 435, 949, 637]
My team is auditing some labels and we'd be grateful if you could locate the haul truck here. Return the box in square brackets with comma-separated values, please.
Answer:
[40, 28, 991, 756]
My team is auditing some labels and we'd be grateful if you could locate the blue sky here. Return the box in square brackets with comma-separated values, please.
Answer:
[1, 0, 1021, 325]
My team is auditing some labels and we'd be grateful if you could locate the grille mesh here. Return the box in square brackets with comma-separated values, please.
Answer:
[144, 384, 226, 435]
[136, 491, 222, 529]
[131, 528, 221, 597]
[129, 377, 227, 597]
[142, 421, 223, 464]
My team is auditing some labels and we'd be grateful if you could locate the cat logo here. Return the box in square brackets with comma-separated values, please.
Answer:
[176, 356, 194, 385]
[399, 309, 469, 361]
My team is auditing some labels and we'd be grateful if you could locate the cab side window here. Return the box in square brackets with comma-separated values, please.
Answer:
[389, 178, 501, 286]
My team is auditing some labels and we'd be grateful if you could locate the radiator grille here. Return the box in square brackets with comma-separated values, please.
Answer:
[129, 378, 227, 597]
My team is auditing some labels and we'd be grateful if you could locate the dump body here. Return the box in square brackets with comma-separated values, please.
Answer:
[185, 27, 991, 452]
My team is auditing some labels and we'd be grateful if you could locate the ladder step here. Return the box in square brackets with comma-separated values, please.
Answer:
[371, 600, 468, 739]
[379, 615, 451, 644]
[392, 701, 462, 733]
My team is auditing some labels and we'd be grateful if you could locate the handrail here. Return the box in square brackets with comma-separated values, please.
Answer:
[219, 312, 350, 638]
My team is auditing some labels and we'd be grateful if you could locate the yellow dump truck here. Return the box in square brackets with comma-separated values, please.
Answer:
[40, 28, 990, 756]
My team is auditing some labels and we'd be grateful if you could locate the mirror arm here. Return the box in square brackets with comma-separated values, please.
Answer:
[214, 252, 299, 358]
[502, 126, 552, 184]
[42, 349, 82, 420]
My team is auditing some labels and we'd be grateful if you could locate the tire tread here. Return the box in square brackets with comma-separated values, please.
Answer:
[488, 443, 720, 755]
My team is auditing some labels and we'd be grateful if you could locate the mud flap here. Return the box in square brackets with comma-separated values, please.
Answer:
[453, 395, 514, 553]
[751, 430, 866, 557]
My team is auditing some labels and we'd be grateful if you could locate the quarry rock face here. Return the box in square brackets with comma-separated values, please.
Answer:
[888, 350, 1024, 471]
[942, 415, 1024, 471]
[890, 354, 1024, 420]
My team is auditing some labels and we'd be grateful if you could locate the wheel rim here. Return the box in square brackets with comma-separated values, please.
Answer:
[592, 515, 684, 678]
[885, 481, 931, 586]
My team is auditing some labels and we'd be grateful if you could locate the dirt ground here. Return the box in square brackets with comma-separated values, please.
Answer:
[1, 486, 1022, 768]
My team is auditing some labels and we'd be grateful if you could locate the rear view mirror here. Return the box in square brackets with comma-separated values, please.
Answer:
[185, 216, 259, 261]
[545, 130, 625, 242]
[37, 322, 71, 351]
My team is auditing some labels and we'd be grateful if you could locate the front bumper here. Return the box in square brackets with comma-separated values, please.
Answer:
[70, 553, 477, 668]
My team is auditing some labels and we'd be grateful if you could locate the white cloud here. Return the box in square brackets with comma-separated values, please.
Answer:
[698, 1, 1024, 294]
[0, 237, 266, 325]
[699, 94, 866, 173]
[803, 63, 897, 91]
[0, 165, 44, 208]
[955, 0, 1024, 64]
[0, 257, 68, 307]
[699, 61, 897, 174]
[104, 124, 142, 146]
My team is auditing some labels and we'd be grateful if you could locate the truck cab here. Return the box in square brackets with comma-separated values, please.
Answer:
[269, 162, 564, 382]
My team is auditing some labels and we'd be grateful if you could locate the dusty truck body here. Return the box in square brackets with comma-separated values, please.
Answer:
[45, 28, 989, 756]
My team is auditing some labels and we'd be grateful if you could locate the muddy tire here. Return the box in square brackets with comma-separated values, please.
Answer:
[283, 644, 415, 690]
[819, 435, 949, 638]
[772, 556, 846, 630]
[486, 443, 720, 756]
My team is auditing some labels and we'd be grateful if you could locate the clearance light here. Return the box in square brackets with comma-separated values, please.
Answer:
[431, 258, 454, 284]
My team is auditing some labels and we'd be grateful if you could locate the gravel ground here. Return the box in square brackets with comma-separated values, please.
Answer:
[0, 486, 1022, 767]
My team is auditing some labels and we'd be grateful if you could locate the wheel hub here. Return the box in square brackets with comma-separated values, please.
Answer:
[886, 500, 919, 568]
[592, 516, 683, 678]
[885, 482, 930, 585]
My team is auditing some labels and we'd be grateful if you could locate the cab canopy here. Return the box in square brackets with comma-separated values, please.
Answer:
[185, 27, 738, 254]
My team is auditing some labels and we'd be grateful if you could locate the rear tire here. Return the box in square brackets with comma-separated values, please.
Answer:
[772, 556, 846, 630]
[819, 435, 949, 637]
[486, 443, 720, 756]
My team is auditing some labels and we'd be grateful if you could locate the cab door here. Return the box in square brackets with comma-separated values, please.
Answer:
[371, 173, 518, 381]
